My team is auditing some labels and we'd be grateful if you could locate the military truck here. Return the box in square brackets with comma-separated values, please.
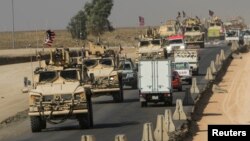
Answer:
[82, 49, 124, 103]
[207, 16, 225, 41]
[136, 28, 167, 63]
[158, 20, 181, 38]
[27, 48, 93, 132]
[182, 17, 205, 48]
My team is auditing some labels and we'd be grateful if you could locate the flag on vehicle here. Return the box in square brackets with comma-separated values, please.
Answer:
[209, 10, 214, 17]
[182, 11, 186, 18]
[139, 16, 145, 27]
[44, 30, 55, 47]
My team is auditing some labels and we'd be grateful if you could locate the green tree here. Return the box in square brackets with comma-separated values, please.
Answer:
[85, 0, 114, 36]
[67, 10, 87, 40]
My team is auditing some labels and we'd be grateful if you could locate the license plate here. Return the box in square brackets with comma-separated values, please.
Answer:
[152, 96, 159, 100]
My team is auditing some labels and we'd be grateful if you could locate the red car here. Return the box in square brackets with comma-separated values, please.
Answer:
[172, 71, 182, 91]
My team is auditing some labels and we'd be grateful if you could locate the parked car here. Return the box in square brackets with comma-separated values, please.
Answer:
[172, 71, 182, 91]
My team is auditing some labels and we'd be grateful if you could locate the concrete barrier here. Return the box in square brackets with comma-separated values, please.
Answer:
[115, 134, 128, 141]
[173, 99, 187, 120]
[190, 77, 199, 94]
[81, 135, 96, 141]
[184, 88, 195, 105]
[210, 60, 217, 74]
[154, 115, 169, 141]
[215, 54, 222, 69]
[205, 67, 214, 81]
[220, 49, 225, 61]
[141, 122, 154, 141]
[164, 109, 175, 132]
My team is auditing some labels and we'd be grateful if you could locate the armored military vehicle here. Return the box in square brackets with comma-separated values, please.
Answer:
[82, 45, 124, 103]
[28, 48, 93, 132]
[136, 27, 167, 63]
[158, 20, 182, 38]
[207, 16, 225, 41]
[182, 17, 205, 48]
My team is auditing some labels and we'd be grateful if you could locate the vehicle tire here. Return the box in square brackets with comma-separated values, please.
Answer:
[178, 86, 182, 92]
[41, 119, 46, 129]
[30, 116, 42, 132]
[200, 43, 205, 48]
[132, 81, 138, 89]
[78, 114, 91, 129]
[141, 102, 147, 107]
[113, 73, 124, 103]
[164, 96, 173, 106]
[85, 88, 94, 128]
[188, 79, 192, 85]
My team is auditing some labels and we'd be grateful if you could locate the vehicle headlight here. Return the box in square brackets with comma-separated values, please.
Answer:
[158, 52, 162, 55]
[74, 93, 86, 101]
[109, 75, 118, 81]
[29, 95, 41, 105]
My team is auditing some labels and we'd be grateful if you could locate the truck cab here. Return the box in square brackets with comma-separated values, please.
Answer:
[165, 35, 186, 55]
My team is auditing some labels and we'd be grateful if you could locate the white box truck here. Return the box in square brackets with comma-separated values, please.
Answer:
[138, 60, 173, 107]
[174, 49, 199, 75]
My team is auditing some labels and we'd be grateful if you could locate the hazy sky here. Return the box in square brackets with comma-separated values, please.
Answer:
[0, 0, 250, 31]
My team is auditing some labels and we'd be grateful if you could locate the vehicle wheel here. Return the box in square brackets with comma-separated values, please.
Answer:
[41, 119, 46, 129]
[78, 114, 91, 129]
[178, 86, 182, 92]
[30, 116, 42, 132]
[188, 79, 192, 85]
[141, 102, 147, 107]
[200, 43, 205, 48]
[85, 88, 94, 128]
[113, 73, 124, 102]
[132, 81, 138, 89]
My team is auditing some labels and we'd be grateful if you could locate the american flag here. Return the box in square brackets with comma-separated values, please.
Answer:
[44, 30, 55, 47]
[138, 16, 145, 27]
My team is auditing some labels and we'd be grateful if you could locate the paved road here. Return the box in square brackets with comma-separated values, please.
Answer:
[1, 45, 231, 141]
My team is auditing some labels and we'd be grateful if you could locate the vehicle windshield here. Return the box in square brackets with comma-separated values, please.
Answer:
[140, 41, 150, 47]
[193, 26, 200, 31]
[60, 70, 78, 80]
[226, 30, 238, 37]
[151, 40, 161, 45]
[169, 39, 183, 44]
[174, 62, 189, 70]
[244, 30, 250, 36]
[186, 27, 192, 32]
[39, 71, 57, 82]
[119, 61, 132, 70]
[83, 59, 97, 67]
[167, 27, 174, 31]
[99, 58, 113, 66]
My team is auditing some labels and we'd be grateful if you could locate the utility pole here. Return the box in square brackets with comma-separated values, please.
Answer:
[11, 0, 15, 48]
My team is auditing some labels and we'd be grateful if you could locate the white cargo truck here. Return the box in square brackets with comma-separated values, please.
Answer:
[174, 49, 199, 75]
[138, 60, 173, 107]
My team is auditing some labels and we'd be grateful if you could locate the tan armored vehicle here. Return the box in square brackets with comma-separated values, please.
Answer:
[158, 20, 180, 38]
[207, 16, 225, 41]
[28, 48, 93, 132]
[182, 17, 205, 48]
[82, 52, 124, 102]
[136, 27, 167, 63]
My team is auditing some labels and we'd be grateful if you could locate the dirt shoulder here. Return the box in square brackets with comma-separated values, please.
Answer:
[186, 52, 250, 141]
